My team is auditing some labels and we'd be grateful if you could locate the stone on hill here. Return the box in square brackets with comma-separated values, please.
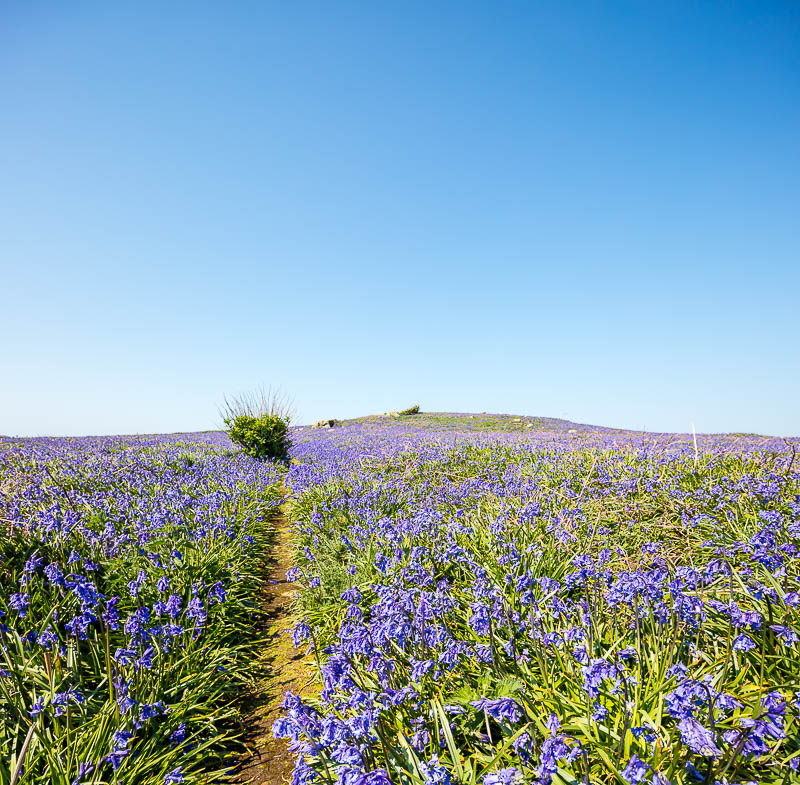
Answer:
[311, 419, 338, 429]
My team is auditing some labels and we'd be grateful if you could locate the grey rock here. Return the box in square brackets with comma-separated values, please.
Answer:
[311, 419, 338, 429]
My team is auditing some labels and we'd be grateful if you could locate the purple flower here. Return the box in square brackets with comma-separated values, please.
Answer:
[733, 634, 756, 652]
[103, 597, 121, 630]
[512, 731, 534, 763]
[582, 658, 619, 698]
[209, 580, 226, 604]
[44, 562, 66, 588]
[127, 570, 147, 599]
[771, 625, 799, 646]
[24, 553, 45, 574]
[483, 768, 521, 785]
[164, 768, 184, 784]
[470, 697, 523, 723]
[292, 621, 312, 647]
[677, 718, 722, 758]
[622, 754, 651, 784]
[538, 733, 579, 785]
[166, 593, 182, 619]
[170, 722, 187, 745]
[104, 748, 129, 771]
[186, 596, 206, 623]
[72, 761, 95, 785]
[37, 626, 58, 649]
[9, 592, 30, 617]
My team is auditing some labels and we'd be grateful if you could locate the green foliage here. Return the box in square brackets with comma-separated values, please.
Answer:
[398, 405, 420, 415]
[225, 413, 291, 461]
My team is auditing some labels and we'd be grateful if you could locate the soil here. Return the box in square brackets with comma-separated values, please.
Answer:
[232, 509, 315, 785]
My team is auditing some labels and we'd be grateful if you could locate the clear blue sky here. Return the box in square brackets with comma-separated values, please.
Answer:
[2, 2, 798, 437]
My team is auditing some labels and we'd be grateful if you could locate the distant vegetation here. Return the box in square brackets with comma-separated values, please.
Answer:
[398, 404, 421, 415]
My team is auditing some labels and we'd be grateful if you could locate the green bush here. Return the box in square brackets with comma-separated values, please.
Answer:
[398, 404, 420, 415]
[225, 413, 291, 461]
[221, 386, 294, 461]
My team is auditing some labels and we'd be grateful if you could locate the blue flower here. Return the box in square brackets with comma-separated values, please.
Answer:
[677, 718, 722, 758]
[771, 625, 799, 646]
[71, 761, 95, 785]
[470, 697, 523, 723]
[733, 634, 756, 652]
[622, 754, 651, 784]
[483, 768, 521, 785]
[104, 748, 129, 771]
[209, 580, 227, 604]
[9, 592, 30, 617]
[170, 722, 187, 745]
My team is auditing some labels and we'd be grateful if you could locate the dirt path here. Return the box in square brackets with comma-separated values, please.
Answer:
[233, 509, 314, 785]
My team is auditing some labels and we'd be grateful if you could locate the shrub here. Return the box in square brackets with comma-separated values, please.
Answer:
[226, 413, 291, 461]
[398, 404, 420, 415]
[221, 386, 294, 461]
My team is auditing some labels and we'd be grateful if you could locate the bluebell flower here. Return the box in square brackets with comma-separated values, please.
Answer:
[733, 634, 756, 652]
[483, 768, 521, 785]
[622, 754, 651, 783]
[71, 761, 95, 785]
[127, 570, 147, 599]
[677, 718, 722, 758]
[9, 592, 30, 617]
[104, 748, 129, 771]
[538, 732, 579, 785]
[512, 731, 534, 764]
[186, 596, 206, 623]
[292, 621, 312, 647]
[291, 756, 320, 785]
[166, 593, 182, 619]
[770, 625, 799, 646]
[103, 597, 120, 630]
[470, 697, 523, 723]
[44, 562, 66, 588]
[582, 658, 619, 698]
[37, 626, 58, 649]
[170, 722, 187, 745]
[209, 580, 227, 604]
[24, 553, 45, 574]
[419, 755, 453, 785]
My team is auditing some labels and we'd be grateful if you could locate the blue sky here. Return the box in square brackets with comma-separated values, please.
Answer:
[1, 1, 798, 436]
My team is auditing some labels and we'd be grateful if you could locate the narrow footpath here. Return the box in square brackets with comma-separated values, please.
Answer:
[233, 508, 314, 785]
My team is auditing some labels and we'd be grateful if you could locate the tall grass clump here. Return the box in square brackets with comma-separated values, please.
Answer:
[221, 386, 295, 462]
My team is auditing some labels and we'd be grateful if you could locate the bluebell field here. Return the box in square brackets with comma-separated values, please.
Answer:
[278, 421, 800, 785]
[1, 418, 798, 785]
[0, 434, 282, 784]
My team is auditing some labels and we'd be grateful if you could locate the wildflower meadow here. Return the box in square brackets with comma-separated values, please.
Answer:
[1, 416, 798, 785]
